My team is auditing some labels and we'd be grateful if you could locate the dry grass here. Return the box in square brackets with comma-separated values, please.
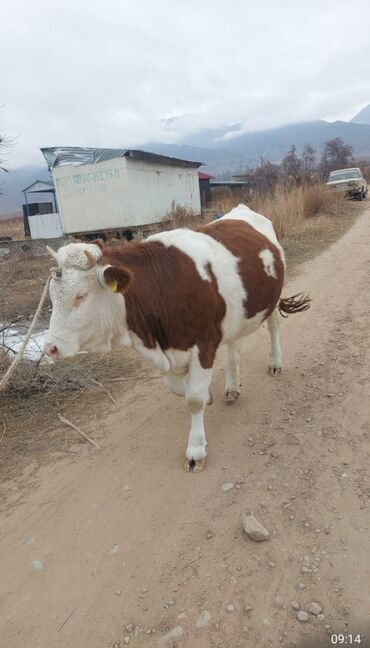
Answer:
[211, 183, 344, 239]
[0, 214, 24, 238]
[0, 347, 159, 492]
[154, 203, 209, 233]
[1, 253, 51, 320]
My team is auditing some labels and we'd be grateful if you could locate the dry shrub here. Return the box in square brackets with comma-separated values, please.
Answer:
[301, 183, 342, 218]
[0, 214, 24, 238]
[161, 203, 205, 231]
[0, 348, 142, 405]
[210, 187, 249, 215]
[211, 183, 344, 239]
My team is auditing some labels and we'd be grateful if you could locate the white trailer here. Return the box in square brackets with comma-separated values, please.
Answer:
[41, 147, 202, 239]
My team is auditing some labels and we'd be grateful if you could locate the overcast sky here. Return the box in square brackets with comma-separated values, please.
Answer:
[2, 0, 370, 168]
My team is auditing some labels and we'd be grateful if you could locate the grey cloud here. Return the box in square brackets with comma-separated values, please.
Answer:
[1, 0, 370, 167]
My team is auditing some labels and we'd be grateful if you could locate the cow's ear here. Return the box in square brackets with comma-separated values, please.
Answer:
[103, 266, 132, 293]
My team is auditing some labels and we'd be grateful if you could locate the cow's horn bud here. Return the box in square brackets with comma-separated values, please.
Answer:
[84, 249, 97, 269]
[46, 245, 58, 261]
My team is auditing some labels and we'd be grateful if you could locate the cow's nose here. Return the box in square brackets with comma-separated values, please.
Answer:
[44, 343, 59, 359]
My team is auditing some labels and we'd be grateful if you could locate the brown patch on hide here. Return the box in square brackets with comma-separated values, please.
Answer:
[99, 241, 226, 369]
[198, 219, 285, 318]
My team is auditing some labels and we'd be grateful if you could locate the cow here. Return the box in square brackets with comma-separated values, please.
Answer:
[44, 204, 310, 471]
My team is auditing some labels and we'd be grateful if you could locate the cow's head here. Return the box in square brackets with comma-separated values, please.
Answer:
[44, 242, 131, 359]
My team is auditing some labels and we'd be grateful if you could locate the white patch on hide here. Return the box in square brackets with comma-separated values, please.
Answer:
[259, 249, 277, 279]
[218, 203, 286, 268]
[146, 228, 247, 341]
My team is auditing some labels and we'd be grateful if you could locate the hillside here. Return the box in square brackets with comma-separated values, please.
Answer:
[350, 103, 370, 125]
[2, 116, 370, 215]
[178, 119, 370, 161]
[150, 119, 370, 170]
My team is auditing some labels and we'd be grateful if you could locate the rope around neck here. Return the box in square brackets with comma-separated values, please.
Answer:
[0, 274, 52, 392]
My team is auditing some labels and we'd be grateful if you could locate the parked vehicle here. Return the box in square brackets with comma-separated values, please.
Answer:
[326, 167, 368, 200]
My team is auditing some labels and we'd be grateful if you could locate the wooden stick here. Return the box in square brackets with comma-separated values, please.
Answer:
[0, 315, 27, 335]
[0, 276, 51, 391]
[104, 375, 159, 383]
[57, 413, 100, 450]
[57, 608, 77, 633]
[181, 556, 200, 571]
[91, 379, 119, 408]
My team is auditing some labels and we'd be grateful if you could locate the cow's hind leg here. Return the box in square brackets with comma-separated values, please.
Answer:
[267, 308, 282, 376]
[225, 340, 241, 403]
[184, 348, 213, 472]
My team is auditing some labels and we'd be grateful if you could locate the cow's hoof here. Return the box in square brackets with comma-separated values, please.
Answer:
[225, 390, 240, 403]
[184, 457, 207, 472]
[207, 391, 214, 406]
[268, 365, 282, 377]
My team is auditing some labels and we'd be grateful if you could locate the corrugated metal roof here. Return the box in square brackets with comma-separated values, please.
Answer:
[198, 171, 214, 180]
[40, 147, 202, 170]
[22, 180, 55, 193]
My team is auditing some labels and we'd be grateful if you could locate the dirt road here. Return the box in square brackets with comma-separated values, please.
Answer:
[1, 208, 369, 648]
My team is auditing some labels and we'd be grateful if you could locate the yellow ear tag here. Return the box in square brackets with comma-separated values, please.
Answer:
[109, 280, 118, 293]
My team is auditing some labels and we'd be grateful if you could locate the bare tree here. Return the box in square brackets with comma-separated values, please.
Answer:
[238, 158, 280, 194]
[0, 119, 12, 196]
[320, 138, 354, 178]
[301, 144, 317, 182]
[280, 145, 302, 185]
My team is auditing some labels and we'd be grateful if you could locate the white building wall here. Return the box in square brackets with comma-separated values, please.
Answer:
[125, 159, 201, 222]
[52, 158, 131, 234]
[28, 213, 63, 239]
[52, 156, 201, 235]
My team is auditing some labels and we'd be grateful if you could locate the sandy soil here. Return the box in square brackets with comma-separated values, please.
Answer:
[0, 207, 369, 648]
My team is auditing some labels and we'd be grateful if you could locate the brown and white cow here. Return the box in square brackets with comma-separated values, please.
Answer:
[44, 204, 310, 471]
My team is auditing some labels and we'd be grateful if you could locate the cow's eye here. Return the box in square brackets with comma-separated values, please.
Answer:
[73, 291, 88, 307]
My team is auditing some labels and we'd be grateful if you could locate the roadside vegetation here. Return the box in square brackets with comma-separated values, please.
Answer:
[0, 213, 23, 238]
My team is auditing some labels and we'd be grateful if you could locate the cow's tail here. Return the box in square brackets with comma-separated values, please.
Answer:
[278, 293, 311, 318]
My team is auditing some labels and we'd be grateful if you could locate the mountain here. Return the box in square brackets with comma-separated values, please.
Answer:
[350, 103, 370, 125]
[3, 116, 370, 215]
[178, 119, 370, 162]
[150, 120, 370, 173]
[144, 142, 250, 175]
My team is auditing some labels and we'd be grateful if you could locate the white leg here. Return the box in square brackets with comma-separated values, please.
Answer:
[267, 309, 282, 376]
[184, 347, 213, 472]
[164, 374, 213, 404]
[225, 340, 242, 403]
[132, 335, 171, 373]
[163, 375, 186, 397]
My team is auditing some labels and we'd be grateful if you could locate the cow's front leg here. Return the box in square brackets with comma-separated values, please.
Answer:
[163, 375, 186, 397]
[267, 308, 282, 376]
[164, 374, 213, 404]
[184, 349, 213, 473]
[225, 340, 241, 403]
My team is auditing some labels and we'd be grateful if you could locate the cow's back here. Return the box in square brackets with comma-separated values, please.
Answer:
[198, 206, 285, 321]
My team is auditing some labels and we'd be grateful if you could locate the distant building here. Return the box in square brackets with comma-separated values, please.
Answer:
[198, 171, 214, 207]
[22, 180, 60, 238]
[28, 147, 203, 240]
